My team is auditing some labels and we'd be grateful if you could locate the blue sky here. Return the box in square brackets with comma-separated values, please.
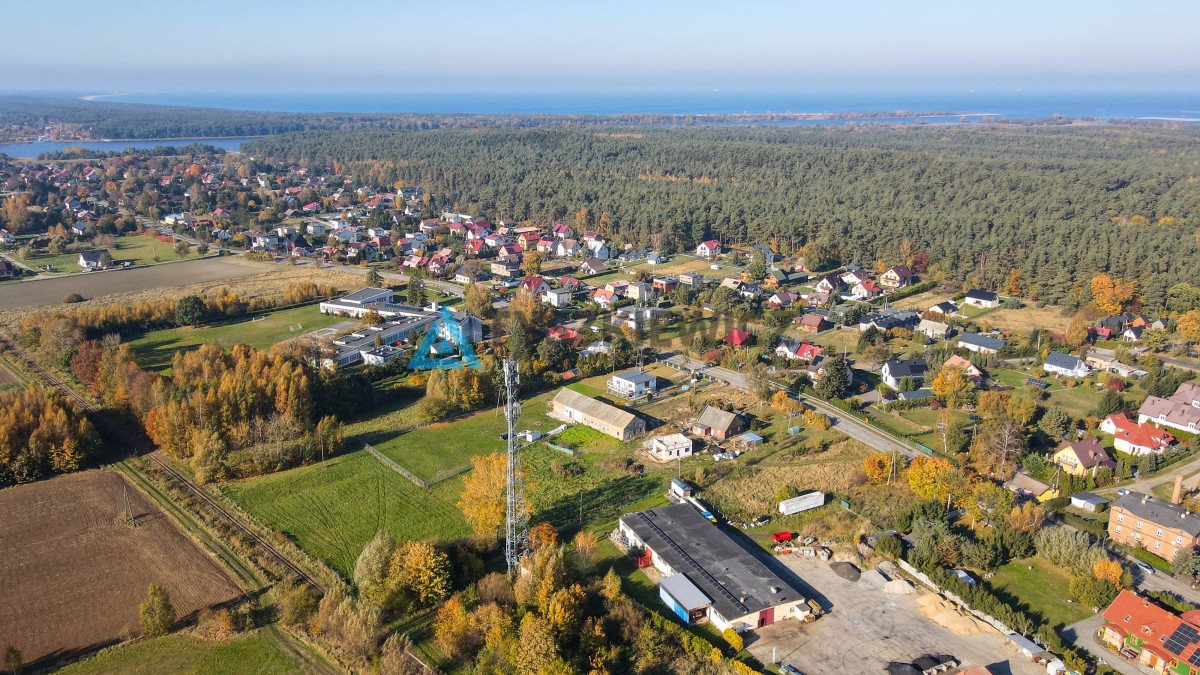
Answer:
[2, 0, 1198, 92]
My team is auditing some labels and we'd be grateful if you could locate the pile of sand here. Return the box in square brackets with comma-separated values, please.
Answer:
[884, 579, 915, 595]
[916, 593, 987, 635]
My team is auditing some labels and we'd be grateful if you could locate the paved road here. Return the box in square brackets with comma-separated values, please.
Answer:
[1095, 454, 1200, 498]
[661, 354, 917, 459]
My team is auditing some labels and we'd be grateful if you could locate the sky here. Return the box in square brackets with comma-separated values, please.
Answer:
[2, 0, 1199, 93]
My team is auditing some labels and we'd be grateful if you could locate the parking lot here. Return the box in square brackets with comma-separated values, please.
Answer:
[748, 556, 1047, 675]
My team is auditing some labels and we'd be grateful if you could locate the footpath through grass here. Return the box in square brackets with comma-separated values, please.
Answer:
[128, 304, 342, 371]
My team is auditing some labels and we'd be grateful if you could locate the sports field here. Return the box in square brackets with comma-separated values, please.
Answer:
[128, 304, 342, 371]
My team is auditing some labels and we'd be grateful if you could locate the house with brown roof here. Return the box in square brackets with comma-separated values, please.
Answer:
[879, 265, 913, 288]
[1139, 383, 1200, 434]
[795, 313, 827, 333]
[1051, 437, 1116, 476]
[693, 406, 745, 440]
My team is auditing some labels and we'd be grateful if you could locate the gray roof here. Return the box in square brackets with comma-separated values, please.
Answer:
[965, 289, 997, 302]
[613, 369, 656, 385]
[883, 358, 928, 378]
[342, 287, 393, 303]
[1045, 351, 1085, 370]
[958, 333, 1005, 350]
[1004, 472, 1051, 496]
[551, 388, 640, 431]
[695, 406, 741, 433]
[620, 504, 806, 620]
[1113, 492, 1200, 536]
[659, 573, 711, 611]
[898, 389, 933, 401]
[1071, 493, 1108, 506]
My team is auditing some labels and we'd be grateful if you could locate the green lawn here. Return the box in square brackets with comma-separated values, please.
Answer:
[224, 449, 471, 576]
[1047, 384, 1103, 418]
[128, 304, 343, 371]
[990, 367, 1034, 389]
[371, 392, 555, 483]
[987, 557, 1092, 628]
[57, 629, 310, 675]
[26, 234, 199, 274]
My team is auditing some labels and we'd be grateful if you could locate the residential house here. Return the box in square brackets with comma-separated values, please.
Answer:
[649, 433, 693, 462]
[1100, 590, 1200, 675]
[546, 325, 584, 347]
[612, 306, 665, 332]
[592, 288, 618, 309]
[625, 282, 652, 302]
[724, 328, 753, 348]
[1138, 383, 1200, 434]
[453, 267, 489, 285]
[957, 333, 1004, 355]
[252, 233, 280, 249]
[582, 340, 611, 357]
[651, 276, 678, 294]
[963, 289, 999, 308]
[943, 354, 984, 381]
[814, 274, 843, 295]
[1109, 493, 1200, 563]
[519, 275, 551, 296]
[749, 244, 775, 264]
[881, 358, 928, 390]
[851, 279, 880, 299]
[0, 259, 15, 279]
[692, 406, 744, 440]
[1101, 413, 1175, 455]
[928, 300, 959, 315]
[767, 290, 798, 309]
[555, 239, 580, 258]
[695, 240, 722, 258]
[917, 319, 952, 340]
[542, 287, 574, 308]
[1044, 351, 1090, 378]
[78, 249, 109, 271]
[678, 272, 705, 288]
[794, 313, 827, 334]
[551, 223, 571, 239]
[1051, 438, 1116, 476]
[776, 337, 822, 362]
[879, 265, 913, 288]
[859, 309, 920, 333]
[609, 370, 658, 398]
[1123, 326, 1145, 342]
[1003, 472, 1054, 502]
[548, 388, 646, 441]
[581, 258, 608, 275]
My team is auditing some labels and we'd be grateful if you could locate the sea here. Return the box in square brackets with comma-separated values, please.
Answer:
[3, 90, 1199, 158]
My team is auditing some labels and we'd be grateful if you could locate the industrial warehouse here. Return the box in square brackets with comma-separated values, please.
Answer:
[616, 503, 811, 632]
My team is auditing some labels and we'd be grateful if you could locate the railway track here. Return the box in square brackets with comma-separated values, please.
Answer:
[0, 333, 326, 595]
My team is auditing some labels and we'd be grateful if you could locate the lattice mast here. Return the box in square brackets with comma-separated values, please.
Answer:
[503, 359, 529, 572]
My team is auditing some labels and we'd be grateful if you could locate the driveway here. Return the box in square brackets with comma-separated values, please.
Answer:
[1062, 614, 1148, 675]
[750, 557, 1045, 675]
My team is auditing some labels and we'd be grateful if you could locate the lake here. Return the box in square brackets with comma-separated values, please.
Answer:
[0, 137, 253, 158]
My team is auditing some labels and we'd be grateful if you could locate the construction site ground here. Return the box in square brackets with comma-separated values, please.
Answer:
[748, 556, 1047, 675]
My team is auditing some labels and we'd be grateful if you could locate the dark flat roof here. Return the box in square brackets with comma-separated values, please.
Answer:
[620, 503, 805, 620]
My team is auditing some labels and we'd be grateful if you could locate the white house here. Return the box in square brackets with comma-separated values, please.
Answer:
[542, 287, 574, 308]
[963, 289, 999, 308]
[1044, 351, 1090, 378]
[78, 249, 108, 271]
[649, 433, 693, 462]
[957, 333, 1004, 354]
[881, 358, 928, 390]
[917, 319, 952, 340]
[609, 370, 658, 398]
[695, 240, 722, 258]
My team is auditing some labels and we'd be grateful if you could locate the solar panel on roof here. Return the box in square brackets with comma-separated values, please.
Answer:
[1188, 650, 1200, 667]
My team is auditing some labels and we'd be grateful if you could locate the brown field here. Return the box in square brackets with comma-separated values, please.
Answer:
[983, 303, 1071, 334]
[0, 470, 240, 665]
[0, 261, 367, 328]
[891, 288, 957, 310]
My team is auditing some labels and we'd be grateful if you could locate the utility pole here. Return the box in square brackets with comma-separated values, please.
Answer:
[503, 359, 529, 573]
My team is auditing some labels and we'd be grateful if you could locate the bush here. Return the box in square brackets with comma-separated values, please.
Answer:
[62, 293, 84, 303]
[875, 534, 903, 560]
[722, 626, 743, 651]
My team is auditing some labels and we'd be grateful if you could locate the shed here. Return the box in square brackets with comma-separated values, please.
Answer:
[658, 573, 711, 624]
[1007, 632, 1050, 659]
[1070, 493, 1108, 513]
[735, 431, 764, 448]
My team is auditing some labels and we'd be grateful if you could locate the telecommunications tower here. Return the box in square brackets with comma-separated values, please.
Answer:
[503, 359, 529, 572]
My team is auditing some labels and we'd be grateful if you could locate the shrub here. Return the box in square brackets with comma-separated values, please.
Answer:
[722, 627, 743, 651]
[62, 293, 84, 303]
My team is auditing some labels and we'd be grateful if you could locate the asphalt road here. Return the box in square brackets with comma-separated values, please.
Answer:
[660, 353, 917, 459]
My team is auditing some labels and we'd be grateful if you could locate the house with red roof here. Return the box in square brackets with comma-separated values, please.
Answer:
[302, 201, 320, 211]
[1100, 590, 1200, 675]
[464, 239, 490, 256]
[1101, 414, 1175, 455]
[943, 354, 984, 382]
[696, 240, 722, 258]
[519, 275, 550, 295]
[552, 223, 572, 239]
[593, 288, 617, 309]
[546, 325, 584, 347]
[724, 328, 753, 348]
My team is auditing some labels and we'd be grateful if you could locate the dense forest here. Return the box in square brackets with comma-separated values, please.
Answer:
[248, 124, 1200, 306]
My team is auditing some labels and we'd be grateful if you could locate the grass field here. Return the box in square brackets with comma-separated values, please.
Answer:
[371, 392, 555, 482]
[987, 557, 1091, 628]
[57, 629, 314, 675]
[224, 449, 471, 576]
[1047, 384, 1103, 417]
[128, 304, 342, 371]
[26, 235, 199, 274]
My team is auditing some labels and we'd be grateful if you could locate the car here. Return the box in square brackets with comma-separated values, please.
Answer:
[1135, 561, 1155, 576]
[781, 664, 804, 675]
[1117, 488, 1130, 496]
